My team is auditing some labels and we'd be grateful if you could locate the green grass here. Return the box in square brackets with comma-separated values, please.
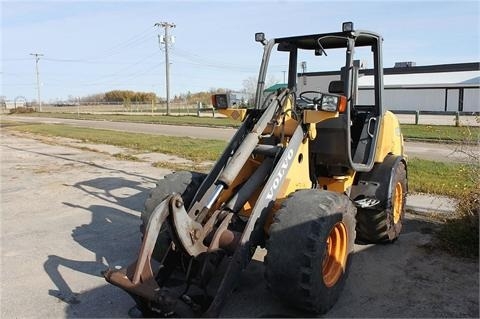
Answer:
[152, 161, 213, 173]
[9, 112, 241, 128]
[401, 124, 479, 143]
[437, 214, 479, 258]
[7, 122, 226, 162]
[112, 153, 141, 161]
[436, 187, 479, 258]
[408, 158, 478, 197]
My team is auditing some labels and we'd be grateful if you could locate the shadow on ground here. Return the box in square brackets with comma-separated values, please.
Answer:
[43, 177, 151, 309]
[47, 212, 478, 318]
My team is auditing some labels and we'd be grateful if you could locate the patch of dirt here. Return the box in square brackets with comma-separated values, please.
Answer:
[6, 130, 202, 168]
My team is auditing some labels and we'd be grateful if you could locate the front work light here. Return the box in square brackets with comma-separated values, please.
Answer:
[342, 22, 354, 32]
[319, 94, 347, 113]
[255, 32, 267, 45]
[320, 95, 339, 112]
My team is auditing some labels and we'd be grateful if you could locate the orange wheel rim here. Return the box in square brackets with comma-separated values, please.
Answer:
[393, 182, 403, 224]
[322, 222, 348, 288]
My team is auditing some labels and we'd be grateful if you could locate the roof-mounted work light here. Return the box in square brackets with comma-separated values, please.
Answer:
[342, 22, 354, 32]
[255, 32, 267, 45]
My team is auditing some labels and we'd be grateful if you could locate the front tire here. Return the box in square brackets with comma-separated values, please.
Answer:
[265, 190, 356, 314]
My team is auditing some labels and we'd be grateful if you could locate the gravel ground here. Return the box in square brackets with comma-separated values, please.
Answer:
[1, 131, 478, 318]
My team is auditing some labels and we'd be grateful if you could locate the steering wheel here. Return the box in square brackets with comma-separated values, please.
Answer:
[298, 90, 325, 106]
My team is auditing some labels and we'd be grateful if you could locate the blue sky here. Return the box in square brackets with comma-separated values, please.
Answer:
[1, 0, 479, 102]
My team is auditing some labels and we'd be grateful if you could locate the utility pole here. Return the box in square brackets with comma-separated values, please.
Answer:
[30, 53, 44, 111]
[301, 61, 307, 85]
[155, 22, 175, 116]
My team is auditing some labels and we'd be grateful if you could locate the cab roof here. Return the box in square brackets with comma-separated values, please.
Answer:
[274, 30, 381, 51]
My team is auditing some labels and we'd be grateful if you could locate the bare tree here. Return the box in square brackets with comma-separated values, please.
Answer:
[243, 75, 280, 99]
[242, 76, 257, 98]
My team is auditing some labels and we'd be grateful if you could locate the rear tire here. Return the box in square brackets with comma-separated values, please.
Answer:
[142, 171, 206, 261]
[265, 190, 356, 314]
[355, 161, 407, 243]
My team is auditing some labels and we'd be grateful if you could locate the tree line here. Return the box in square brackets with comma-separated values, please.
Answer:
[81, 90, 157, 103]
[172, 88, 230, 106]
[80, 88, 232, 105]
[105, 90, 157, 102]
[78, 75, 279, 105]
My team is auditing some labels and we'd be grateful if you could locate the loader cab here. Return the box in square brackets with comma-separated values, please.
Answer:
[255, 22, 384, 173]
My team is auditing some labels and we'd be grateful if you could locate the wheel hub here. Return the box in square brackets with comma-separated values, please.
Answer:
[393, 182, 403, 224]
[322, 222, 348, 287]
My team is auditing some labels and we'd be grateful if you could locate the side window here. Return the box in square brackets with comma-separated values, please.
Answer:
[353, 46, 375, 106]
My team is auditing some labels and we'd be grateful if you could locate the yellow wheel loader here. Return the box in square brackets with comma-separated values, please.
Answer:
[104, 22, 407, 317]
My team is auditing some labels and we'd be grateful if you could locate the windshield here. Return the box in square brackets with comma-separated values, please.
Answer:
[256, 36, 375, 108]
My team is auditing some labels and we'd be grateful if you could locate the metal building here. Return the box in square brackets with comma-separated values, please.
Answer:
[298, 62, 480, 113]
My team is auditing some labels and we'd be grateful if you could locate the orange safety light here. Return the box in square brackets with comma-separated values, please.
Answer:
[338, 96, 347, 113]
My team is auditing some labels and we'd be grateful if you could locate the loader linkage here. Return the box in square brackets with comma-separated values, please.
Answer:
[104, 194, 242, 317]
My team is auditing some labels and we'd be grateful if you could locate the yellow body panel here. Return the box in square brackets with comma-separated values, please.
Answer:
[317, 175, 355, 193]
[303, 109, 339, 124]
[276, 137, 312, 199]
[303, 110, 340, 140]
[271, 96, 298, 137]
[217, 108, 248, 121]
[265, 136, 312, 232]
[272, 96, 311, 198]
[272, 118, 298, 138]
[374, 111, 405, 162]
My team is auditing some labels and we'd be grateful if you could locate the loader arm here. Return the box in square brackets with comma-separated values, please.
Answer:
[104, 88, 310, 317]
[204, 124, 306, 316]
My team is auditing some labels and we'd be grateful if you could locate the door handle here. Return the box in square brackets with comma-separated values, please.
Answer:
[367, 117, 376, 138]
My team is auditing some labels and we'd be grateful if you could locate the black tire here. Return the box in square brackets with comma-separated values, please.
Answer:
[265, 190, 356, 314]
[142, 171, 206, 261]
[355, 161, 407, 243]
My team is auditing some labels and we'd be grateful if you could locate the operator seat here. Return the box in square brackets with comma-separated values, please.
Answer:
[325, 79, 373, 166]
[309, 80, 350, 176]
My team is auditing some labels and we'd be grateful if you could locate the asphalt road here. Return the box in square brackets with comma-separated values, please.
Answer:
[7, 115, 479, 163]
[1, 132, 478, 318]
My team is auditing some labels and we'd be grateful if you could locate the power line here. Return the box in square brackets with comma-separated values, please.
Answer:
[78, 61, 165, 87]
[28, 27, 156, 65]
[30, 53, 43, 111]
[67, 27, 156, 62]
[88, 27, 155, 60]
[172, 47, 255, 71]
[76, 51, 161, 86]
[3, 58, 31, 61]
[155, 21, 175, 115]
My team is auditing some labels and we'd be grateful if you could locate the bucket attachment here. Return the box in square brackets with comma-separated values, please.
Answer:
[103, 193, 240, 317]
